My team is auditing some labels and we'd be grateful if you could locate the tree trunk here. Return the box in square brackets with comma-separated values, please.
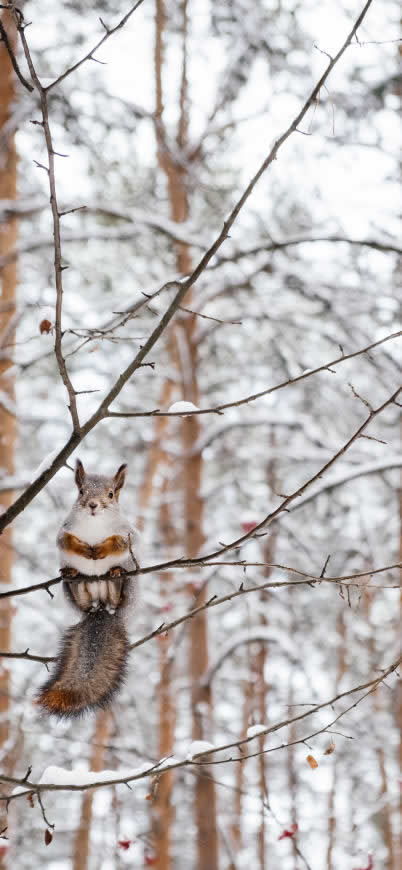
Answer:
[231, 678, 253, 851]
[153, 3, 218, 866]
[255, 450, 277, 870]
[150, 473, 177, 870]
[398, 433, 402, 870]
[256, 641, 267, 870]
[327, 609, 346, 870]
[0, 7, 18, 855]
[364, 576, 394, 870]
[72, 711, 111, 870]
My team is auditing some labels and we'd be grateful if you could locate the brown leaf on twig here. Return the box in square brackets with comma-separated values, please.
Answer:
[39, 319, 52, 334]
[44, 829, 53, 846]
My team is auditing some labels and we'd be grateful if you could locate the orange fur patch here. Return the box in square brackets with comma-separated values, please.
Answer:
[37, 686, 81, 713]
[61, 533, 93, 559]
[61, 533, 127, 561]
[92, 535, 127, 560]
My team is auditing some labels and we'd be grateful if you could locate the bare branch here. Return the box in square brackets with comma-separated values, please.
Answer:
[0, 561, 398, 661]
[210, 235, 402, 270]
[0, 17, 33, 91]
[107, 331, 401, 418]
[16, 24, 80, 431]
[0, 649, 53, 665]
[1, 656, 398, 799]
[44, 1, 146, 92]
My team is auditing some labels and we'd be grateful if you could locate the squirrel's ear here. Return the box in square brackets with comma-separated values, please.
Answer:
[114, 463, 127, 492]
[75, 459, 86, 489]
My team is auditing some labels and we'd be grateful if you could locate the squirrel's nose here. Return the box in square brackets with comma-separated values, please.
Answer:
[89, 501, 98, 510]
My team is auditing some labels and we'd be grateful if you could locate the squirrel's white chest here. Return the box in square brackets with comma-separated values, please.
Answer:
[60, 510, 128, 577]
[68, 510, 119, 545]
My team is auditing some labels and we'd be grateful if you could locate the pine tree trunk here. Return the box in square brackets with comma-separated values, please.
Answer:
[150, 473, 177, 870]
[255, 450, 277, 870]
[286, 603, 299, 870]
[398, 442, 402, 870]
[396, 45, 402, 870]
[256, 642, 267, 870]
[72, 711, 111, 870]
[326, 609, 346, 870]
[0, 8, 18, 855]
[365, 582, 395, 870]
[153, 3, 218, 865]
[139, 387, 178, 869]
[232, 679, 253, 851]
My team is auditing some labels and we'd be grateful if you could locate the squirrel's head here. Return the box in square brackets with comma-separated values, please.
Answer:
[74, 459, 127, 516]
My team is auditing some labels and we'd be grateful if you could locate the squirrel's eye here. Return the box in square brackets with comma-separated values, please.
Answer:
[108, 491, 114, 499]
[79, 489, 84, 496]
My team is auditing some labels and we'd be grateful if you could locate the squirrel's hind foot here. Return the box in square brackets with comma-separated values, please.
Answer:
[65, 576, 125, 613]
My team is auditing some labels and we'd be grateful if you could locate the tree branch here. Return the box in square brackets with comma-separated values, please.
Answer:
[44, 1, 146, 92]
[17, 23, 80, 431]
[1, 656, 398, 799]
[0, 562, 398, 668]
[0, 16, 33, 91]
[107, 331, 401, 418]
[210, 234, 402, 270]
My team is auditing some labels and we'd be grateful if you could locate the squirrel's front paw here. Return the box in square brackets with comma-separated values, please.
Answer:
[60, 565, 79, 578]
[108, 566, 126, 578]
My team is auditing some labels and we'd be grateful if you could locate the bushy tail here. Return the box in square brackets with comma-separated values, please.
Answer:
[37, 610, 130, 718]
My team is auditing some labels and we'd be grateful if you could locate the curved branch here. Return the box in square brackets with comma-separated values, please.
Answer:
[211, 234, 402, 270]
[45, 1, 146, 92]
[1, 655, 399, 799]
[107, 331, 401, 419]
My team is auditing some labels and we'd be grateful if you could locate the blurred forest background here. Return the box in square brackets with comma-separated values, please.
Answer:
[0, 1, 401, 868]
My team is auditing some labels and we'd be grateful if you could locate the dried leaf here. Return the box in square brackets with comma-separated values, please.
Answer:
[39, 319, 52, 334]
[118, 840, 132, 851]
[27, 793, 35, 808]
[44, 829, 53, 846]
[306, 754, 318, 769]
[278, 823, 298, 840]
[324, 741, 335, 755]
[241, 521, 257, 533]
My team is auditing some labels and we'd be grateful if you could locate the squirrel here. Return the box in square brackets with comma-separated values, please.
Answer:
[37, 459, 140, 719]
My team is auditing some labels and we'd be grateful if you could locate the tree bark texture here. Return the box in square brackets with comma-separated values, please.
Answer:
[72, 711, 112, 870]
[0, 8, 18, 859]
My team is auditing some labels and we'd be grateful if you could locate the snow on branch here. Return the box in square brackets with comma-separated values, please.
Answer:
[107, 331, 401, 419]
[1, 656, 399, 806]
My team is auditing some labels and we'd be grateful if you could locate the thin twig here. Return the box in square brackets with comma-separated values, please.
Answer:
[44, 1, 146, 92]
[107, 331, 401, 418]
